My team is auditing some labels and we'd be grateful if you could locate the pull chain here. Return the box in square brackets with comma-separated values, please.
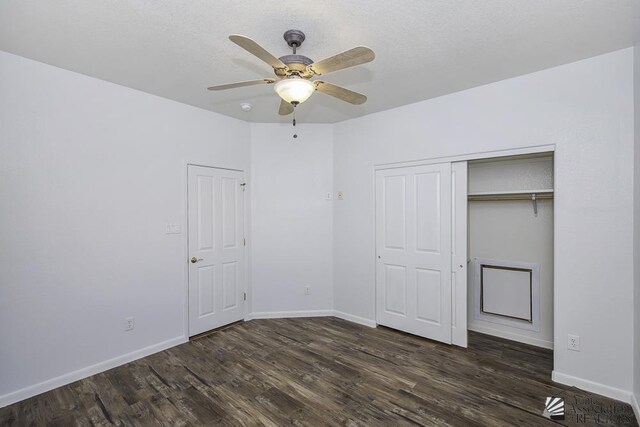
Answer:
[292, 105, 298, 140]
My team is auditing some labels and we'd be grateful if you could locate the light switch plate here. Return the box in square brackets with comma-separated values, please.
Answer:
[165, 223, 181, 234]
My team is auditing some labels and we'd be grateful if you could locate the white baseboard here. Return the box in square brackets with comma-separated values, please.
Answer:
[468, 323, 553, 349]
[246, 310, 334, 320]
[630, 392, 640, 422]
[332, 310, 377, 328]
[1, 312, 370, 409]
[552, 371, 633, 404]
[23, 313, 626, 415]
[0, 336, 186, 409]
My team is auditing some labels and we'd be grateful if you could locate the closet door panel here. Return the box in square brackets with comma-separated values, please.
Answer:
[382, 175, 406, 251]
[416, 268, 442, 324]
[376, 163, 452, 344]
[451, 161, 468, 347]
[415, 171, 441, 254]
[383, 264, 407, 316]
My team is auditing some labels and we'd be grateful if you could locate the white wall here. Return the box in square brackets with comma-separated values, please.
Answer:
[1, 45, 637, 409]
[633, 43, 640, 416]
[333, 49, 635, 397]
[467, 156, 554, 349]
[249, 123, 333, 315]
[0, 51, 250, 405]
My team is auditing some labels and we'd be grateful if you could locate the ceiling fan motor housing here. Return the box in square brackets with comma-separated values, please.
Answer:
[275, 54, 314, 78]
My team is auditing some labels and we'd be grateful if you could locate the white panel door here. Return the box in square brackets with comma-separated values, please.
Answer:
[376, 163, 452, 343]
[188, 165, 245, 336]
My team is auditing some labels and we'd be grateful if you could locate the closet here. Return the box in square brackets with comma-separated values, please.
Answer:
[374, 151, 553, 350]
[466, 153, 554, 349]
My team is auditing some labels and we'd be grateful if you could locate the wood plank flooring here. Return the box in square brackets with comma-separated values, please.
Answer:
[1, 317, 637, 426]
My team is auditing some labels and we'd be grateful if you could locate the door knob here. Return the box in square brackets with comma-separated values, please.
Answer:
[190, 257, 203, 263]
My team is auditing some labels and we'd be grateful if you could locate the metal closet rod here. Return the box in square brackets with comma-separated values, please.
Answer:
[467, 190, 554, 216]
[467, 193, 554, 202]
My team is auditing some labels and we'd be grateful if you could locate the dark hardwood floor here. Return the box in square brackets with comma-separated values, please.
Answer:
[1, 317, 637, 426]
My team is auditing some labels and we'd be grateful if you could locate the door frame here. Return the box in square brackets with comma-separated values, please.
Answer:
[372, 144, 556, 348]
[183, 161, 249, 339]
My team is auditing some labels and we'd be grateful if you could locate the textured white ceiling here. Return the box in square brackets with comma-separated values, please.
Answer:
[1, 1, 639, 123]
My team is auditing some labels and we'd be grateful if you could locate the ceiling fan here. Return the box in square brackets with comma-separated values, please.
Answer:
[207, 30, 375, 115]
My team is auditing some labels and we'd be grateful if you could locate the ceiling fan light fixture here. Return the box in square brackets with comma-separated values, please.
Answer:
[208, 31, 374, 116]
[274, 77, 315, 105]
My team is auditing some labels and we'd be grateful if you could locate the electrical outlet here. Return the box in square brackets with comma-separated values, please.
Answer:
[304, 286, 311, 295]
[567, 334, 580, 351]
[337, 191, 344, 200]
[326, 192, 332, 201]
[125, 317, 135, 331]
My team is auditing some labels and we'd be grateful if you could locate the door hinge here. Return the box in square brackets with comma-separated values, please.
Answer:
[243, 237, 246, 246]
[243, 292, 247, 301]
[240, 182, 246, 192]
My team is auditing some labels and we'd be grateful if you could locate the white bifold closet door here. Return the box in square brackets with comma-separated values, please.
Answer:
[375, 163, 454, 344]
[188, 165, 245, 336]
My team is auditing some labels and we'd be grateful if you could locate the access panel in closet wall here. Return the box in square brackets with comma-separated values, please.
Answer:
[467, 154, 554, 349]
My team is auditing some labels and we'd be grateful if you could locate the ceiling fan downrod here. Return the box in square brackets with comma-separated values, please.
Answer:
[283, 29, 305, 54]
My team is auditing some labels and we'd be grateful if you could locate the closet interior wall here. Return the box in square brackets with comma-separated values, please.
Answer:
[467, 154, 554, 349]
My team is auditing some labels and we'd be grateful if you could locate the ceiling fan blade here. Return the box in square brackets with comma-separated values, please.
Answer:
[207, 78, 275, 91]
[309, 46, 375, 75]
[229, 35, 288, 70]
[314, 81, 367, 105]
[278, 99, 294, 116]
